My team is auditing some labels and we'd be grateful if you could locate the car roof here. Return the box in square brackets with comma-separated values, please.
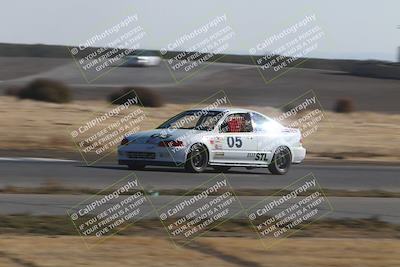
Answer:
[187, 108, 260, 114]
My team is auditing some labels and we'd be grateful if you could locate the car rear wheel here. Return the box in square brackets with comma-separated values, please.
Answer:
[185, 144, 208, 173]
[268, 146, 291, 175]
[128, 162, 146, 170]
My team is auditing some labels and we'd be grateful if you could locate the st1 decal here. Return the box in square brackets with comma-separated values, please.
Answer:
[247, 152, 268, 161]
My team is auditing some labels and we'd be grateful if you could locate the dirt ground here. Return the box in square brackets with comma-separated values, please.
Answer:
[0, 235, 398, 267]
[1, 96, 399, 162]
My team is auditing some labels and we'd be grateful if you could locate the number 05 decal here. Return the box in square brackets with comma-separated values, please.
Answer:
[227, 137, 243, 148]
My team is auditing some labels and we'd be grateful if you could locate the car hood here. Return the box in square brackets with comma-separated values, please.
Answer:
[125, 129, 208, 145]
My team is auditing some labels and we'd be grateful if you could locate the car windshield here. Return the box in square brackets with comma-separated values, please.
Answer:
[157, 110, 224, 131]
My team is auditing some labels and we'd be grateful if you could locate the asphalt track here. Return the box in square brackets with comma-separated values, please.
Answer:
[0, 159, 399, 191]
[0, 158, 399, 223]
[0, 194, 399, 223]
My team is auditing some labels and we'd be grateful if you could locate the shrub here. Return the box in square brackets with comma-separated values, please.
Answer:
[334, 98, 354, 113]
[17, 79, 71, 103]
[108, 87, 164, 107]
[4, 86, 21, 96]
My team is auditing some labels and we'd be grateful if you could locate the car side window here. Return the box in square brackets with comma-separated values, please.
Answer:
[220, 113, 253, 133]
[252, 112, 269, 132]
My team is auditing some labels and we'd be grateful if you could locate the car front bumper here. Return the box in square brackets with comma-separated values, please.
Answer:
[118, 144, 187, 167]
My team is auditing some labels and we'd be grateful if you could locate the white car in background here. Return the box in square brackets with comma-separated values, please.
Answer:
[124, 55, 161, 66]
[123, 51, 161, 67]
[118, 108, 306, 175]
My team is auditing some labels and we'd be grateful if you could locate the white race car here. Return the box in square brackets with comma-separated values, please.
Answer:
[118, 108, 306, 175]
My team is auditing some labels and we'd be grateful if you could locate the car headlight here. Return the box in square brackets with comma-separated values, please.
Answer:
[120, 137, 129, 146]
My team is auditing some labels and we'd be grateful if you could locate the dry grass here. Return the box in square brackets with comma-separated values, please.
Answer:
[200, 237, 400, 267]
[0, 235, 399, 267]
[0, 96, 399, 161]
[1, 215, 399, 239]
[2, 185, 400, 198]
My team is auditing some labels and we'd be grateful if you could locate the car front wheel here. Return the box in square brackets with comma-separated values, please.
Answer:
[185, 144, 209, 173]
[268, 146, 291, 175]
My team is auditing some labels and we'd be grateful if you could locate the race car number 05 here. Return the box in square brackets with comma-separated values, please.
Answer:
[227, 137, 242, 148]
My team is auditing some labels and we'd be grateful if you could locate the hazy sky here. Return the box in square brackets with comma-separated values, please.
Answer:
[1, 0, 399, 61]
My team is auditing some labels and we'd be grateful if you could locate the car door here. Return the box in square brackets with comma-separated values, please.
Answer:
[211, 112, 258, 164]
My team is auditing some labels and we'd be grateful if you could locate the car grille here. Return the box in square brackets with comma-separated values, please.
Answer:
[127, 151, 156, 160]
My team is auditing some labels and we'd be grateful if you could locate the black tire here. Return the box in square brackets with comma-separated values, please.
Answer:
[268, 146, 291, 175]
[185, 144, 209, 173]
[128, 162, 146, 170]
[213, 166, 231, 172]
